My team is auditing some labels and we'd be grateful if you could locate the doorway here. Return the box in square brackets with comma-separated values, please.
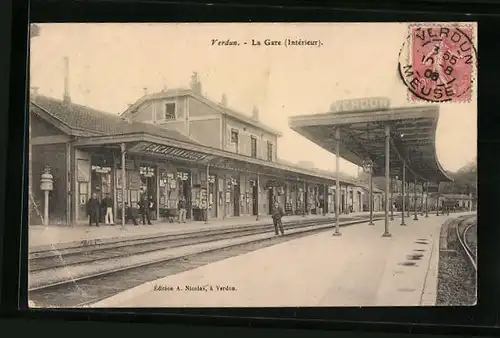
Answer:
[178, 170, 192, 220]
[252, 185, 258, 215]
[140, 165, 157, 219]
[233, 184, 240, 216]
[90, 165, 112, 223]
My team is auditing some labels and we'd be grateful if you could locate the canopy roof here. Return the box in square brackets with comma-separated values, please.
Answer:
[289, 105, 452, 183]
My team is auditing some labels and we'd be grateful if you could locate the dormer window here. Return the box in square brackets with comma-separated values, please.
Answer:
[164, 102, 176, 120]
[230, 129, 239, 144]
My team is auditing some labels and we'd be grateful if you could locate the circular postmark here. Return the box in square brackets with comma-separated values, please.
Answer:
[398, 25, 477, 103]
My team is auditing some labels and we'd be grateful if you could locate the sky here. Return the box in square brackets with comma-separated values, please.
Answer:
[30, 23, 477, 176]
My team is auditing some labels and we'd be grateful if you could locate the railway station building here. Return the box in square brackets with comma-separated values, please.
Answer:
[29, 76, 375, 226]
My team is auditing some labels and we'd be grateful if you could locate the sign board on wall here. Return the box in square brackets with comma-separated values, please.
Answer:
[427, 184, 439, 193]
[330, 97, 391, 114]
[129, 142, 214, 162]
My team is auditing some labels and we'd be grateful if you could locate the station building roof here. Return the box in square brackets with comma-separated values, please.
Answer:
[31, 95, 367, 188]
[119, 88, 283, 137]
[289, 104, 453, 183]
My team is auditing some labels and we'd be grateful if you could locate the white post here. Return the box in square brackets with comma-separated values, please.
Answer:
[40, 166, 54, 227]
[469, 193, 472, 212]
[44, 190, 49, 226]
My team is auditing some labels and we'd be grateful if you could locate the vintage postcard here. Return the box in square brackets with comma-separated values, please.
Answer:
[28, 23, 477, 308]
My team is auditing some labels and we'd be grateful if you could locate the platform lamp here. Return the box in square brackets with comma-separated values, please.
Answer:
[362, 157, 374, 226]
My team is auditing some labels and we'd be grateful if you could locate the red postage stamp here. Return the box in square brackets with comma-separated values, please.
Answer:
[398, 23, 477, 103]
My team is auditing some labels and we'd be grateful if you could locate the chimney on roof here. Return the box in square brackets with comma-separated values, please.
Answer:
[252, 105, 259, 120]
[190, 72, 202, 94]
[221, 93, 227, 107]
[30, 86, 39, 98]
[63, 57, 71, 103]
[143, 87, 149, 96]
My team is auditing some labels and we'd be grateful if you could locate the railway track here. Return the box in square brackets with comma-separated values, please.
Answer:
[29, 215, 383, 308]
[455, 215, 477, 271]
[29, 214, 377, 272]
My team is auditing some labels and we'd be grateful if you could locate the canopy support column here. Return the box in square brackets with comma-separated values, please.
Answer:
[420, 182, 425, 216]
[425, 182, 429, 217]
[333, 128, 341, 236]
[156, 166, 160, 221]
[368, 167, 374, 225]
[401, 160, 406, 226]
[302, 181, 306, 217]
[390, 175, 394, 221]
[406, 182, 410, 218]
[382, 124, 391, 237]
[205, 164, 210, 224]
[256, 173, 260, 221]
[413, 179, 419, 221]
[436, 181, 440, 216]
[120, 143, 126, 229]
[189, 172, 193, 220]
[323, 184, 327, 215]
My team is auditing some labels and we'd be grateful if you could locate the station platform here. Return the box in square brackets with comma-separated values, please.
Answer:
[29, 212, 382, 252]
[91, 212, 474, 308]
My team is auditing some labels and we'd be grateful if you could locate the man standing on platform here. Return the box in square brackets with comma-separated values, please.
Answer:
[87, 193, 100, 227]
[318, 197, 324, 215]
[272, 201, 285, 236]
[102, 193, 114, 225]
[139, 195, 152, 225]
[178, 195, 187, 223]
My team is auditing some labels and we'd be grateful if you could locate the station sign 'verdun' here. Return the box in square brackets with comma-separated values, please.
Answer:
[330, 97, 391, 114]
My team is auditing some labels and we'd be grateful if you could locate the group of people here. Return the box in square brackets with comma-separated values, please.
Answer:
[86, 193, 155, 227]
[87, 192, 286, 235]
[86, 193, 115, 227]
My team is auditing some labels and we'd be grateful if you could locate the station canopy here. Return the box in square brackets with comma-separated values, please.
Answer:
[288, 97, 453, 183]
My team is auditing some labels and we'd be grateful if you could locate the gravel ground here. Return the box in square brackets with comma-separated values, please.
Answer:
[436, 217, 477, 306]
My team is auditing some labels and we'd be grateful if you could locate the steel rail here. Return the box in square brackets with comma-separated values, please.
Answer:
[456, 216, 477, 271]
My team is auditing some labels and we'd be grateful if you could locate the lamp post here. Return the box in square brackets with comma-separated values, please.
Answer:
[362, 157, 374, 226]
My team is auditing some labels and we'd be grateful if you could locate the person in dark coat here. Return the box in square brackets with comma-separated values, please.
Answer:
[124, 202, 139, 226]
[148, 195, 156, 221]
[87, 193, 100, 227]
[139, 195, 152, 225]
[271, 201, 285, 236]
